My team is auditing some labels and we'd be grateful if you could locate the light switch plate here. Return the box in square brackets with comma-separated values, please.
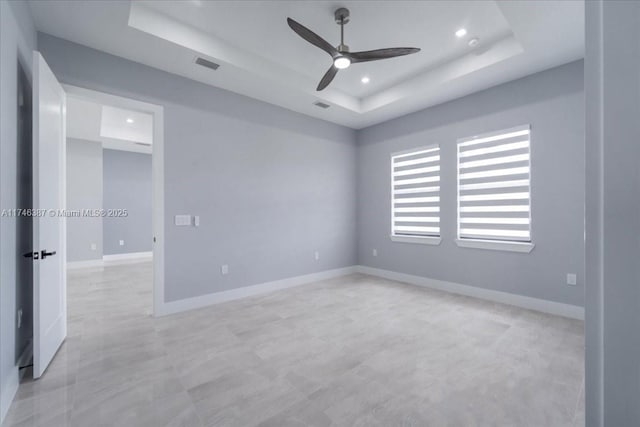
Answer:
[314, 251, 320, 261]
[91, 243, 97, 251]
[372, 249, 378, 257]
[221, 264, 229, 275]
[175, 214, 191, 226]
[119, 240, 124, 246]
[194, 216, 200, 227]
[567, 273, 577, 286]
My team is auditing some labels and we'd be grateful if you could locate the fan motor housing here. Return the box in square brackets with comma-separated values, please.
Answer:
[334, 7, 350, 24]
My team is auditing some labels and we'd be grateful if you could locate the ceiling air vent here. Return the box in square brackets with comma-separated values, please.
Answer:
[194, 57, 220, 71]
[313, 101, 330, 109]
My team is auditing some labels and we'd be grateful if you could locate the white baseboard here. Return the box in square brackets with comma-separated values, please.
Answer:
[0, 367, 18, 425]
[156, 266, 357, 317]
[67, 251, 152, 270]
[103, 251, 152, 264]
[65, 257, 585, 320]
[356, 265, 584, 320]
[156, 264, 583, 320]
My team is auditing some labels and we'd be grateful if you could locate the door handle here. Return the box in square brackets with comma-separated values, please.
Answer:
[40, 250, 56, 259]
[23, 251, 39, 259]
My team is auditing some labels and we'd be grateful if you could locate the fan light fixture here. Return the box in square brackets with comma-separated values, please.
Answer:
[126, 118, 134, 124]
[455, 28, 467, 38]
[333, 56, 351, 69]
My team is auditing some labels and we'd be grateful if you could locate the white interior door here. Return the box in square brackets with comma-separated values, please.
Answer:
[32, 51, 66, 379]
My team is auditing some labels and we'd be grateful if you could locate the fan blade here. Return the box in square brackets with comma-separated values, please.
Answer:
[287, 18, 338, 57]
[317, 66, 338, 91]
[349, 47, 420, 63]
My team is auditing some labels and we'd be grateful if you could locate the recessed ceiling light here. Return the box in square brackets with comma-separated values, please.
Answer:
[126, 118, 134, 124]
[468, 37, 480, 47]
[333, 56, 351, 69]
[455, 28, 467, 38]
[361, 76, 370, 84]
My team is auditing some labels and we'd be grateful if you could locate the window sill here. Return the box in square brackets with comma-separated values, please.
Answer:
[455, 239, 534, 253]
[390, 235, 442, 246]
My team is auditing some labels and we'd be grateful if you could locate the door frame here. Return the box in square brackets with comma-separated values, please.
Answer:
[62, 85, 165, 316]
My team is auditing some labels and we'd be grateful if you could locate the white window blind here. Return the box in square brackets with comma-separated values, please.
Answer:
[391, 145, 440, 238]
[457, 125, 531, 242]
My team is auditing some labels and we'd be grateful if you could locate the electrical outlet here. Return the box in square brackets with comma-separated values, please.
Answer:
[91, 243, 97, 251]
[119, 240, 125, 246]
[17, 309, 22, 329]
[314, 251, 320, 261]
[372, 249, 378, 257]
[221, 264, 229, 275]
[567, 273, 577, 286]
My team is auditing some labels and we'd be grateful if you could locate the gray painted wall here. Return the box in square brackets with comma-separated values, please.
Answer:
[39, 34, 586, 308]
[66, 138, 103, 262]
[585, 1, 640, 426]
[0, 0, 36, 422]
[356, 61, 585, 307]
[38, 34, 357, 303]
[103, 149, 152, 255]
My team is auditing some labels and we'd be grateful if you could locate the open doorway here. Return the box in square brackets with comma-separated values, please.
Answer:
[17, 54, 164, 383]
[62, 86, 164, 318]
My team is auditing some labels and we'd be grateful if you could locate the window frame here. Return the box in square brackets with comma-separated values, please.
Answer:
[455, 125, 535, 253]
[390, 144, 442, 246]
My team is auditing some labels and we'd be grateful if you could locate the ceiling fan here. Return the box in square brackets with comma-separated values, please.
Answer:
[287, 7, 420, 91]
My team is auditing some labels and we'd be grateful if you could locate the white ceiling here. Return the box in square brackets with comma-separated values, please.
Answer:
[30, 0, 584, 129]
[100, 105, 153, 145]
[141, 1, 514, 99]
[66, 96, 153, 154]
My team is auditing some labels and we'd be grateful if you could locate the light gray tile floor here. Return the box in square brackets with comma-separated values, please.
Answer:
[4, 262, 585, 426]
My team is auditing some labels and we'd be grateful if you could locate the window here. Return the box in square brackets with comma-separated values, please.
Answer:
[456, 125, 533, 252]
[391, 145, 441, 244]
